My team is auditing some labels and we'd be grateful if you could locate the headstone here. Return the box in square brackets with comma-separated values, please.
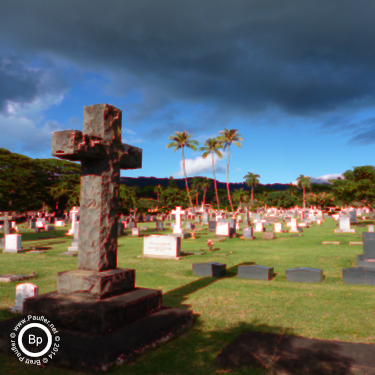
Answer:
[156, 222, 164, 231]
[10, 283, 39, 313]
[55, 220, 65, 227]
[254, 221, 264, 232]
[363, 233, 375, 261]
[243, 227, 254, 239]
[202, 213, 209, 224]
[348, 210, 357, 223]
[286, 268, 324, 283]
[335, 215, 355, 233]
[142, 235, 181, 259]
[208, 221, 217, 232]
[185, 222, 195, 230]
[13, 104, 192, 369]
[171, 206, 185, 234]
[289, 219, 300, 233]
[68, 206, 80, 235]
[67, 222, 79, 252]
[274, 223, 282, 233]
[368, 225, 374, 233]
[262, 232, 275, 240]
[238, 265, 273, 280]
[132, 227, 140, 237]
[192, 262, 226, 277]
[216, 222, 230, 237]
[3, 234, 25, 253]
[129, 221, 137, 229]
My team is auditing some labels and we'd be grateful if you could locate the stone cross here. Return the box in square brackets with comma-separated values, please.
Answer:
[171, 206, 185, 233]
[0, 212, 11, 235]
[68, 206, 80, 235]
[51, 104, 142, 272]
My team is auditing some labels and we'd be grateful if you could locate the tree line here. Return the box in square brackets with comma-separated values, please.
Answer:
[1, 147, 375, 215]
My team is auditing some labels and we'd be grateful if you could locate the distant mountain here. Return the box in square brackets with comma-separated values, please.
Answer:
[120, 176, 294, 191]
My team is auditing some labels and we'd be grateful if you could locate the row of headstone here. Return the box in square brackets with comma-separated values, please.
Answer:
[192, 262, 324, 283]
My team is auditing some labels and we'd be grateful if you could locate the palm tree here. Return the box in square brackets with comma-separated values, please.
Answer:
[201, 177, 212, 205]
[217, 128, 243, 212]
[296, 174, 312, 209]
[233, 188, 249, 210]
[190, 177, 202, 205]
[243, 172, 260, 202]
[199, 138, 223, 209]
[153, 184, 163, 202]
[165, 131, 199, 207]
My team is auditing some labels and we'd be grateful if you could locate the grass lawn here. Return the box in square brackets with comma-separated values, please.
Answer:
[0, 217, 374, 374]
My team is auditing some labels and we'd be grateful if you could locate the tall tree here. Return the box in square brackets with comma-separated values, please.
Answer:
[243, 172, 260, 202]
[153, 184, 163, 202]
[217, 128, 243, 212]
[165, 131, 199, 207]
[199, 138, 223, 209]
[200, 177, 212, 205]
[232, 188, 249, 210]
[296, 175, 312, 209]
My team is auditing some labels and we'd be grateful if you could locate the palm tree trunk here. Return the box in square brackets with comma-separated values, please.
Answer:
[212, 153, 220, 209]
[203, 188, 206, 205]
[196, 190, 198, 205]
[303, 187, 305, 209]
[226, 145, 234, 212]
[251, 187, 254, 201]
[182, 147, 193, 207]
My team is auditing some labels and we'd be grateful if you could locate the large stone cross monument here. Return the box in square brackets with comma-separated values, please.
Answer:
[45, 104, 142, 297]
[7, 104, 193, 370]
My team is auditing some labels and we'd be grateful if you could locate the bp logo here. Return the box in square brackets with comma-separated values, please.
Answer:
[9, 315, 60, 366]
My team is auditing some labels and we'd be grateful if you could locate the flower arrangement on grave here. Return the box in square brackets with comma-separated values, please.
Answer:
[206, 239, 214, 251]
[191, 231, 196, 239]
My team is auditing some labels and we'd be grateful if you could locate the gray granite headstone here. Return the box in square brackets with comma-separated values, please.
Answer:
[286, 268, 324, 283]
[68, 222, 79, 252]
[243, 227, 253, 239]
[156, 222, 164, 231]
[192, 262, 226, 277]
[208, 221, 217, 232]
[343, 267, 375, 285]
[363, 233, 375, 260]
[238, 265, 273, 280]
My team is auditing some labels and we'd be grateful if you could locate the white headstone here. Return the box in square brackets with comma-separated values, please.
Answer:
[289, 219, 299, 232]
[3, 234, 24, 253]
[254, 221, 264, 232]
[368, 225, 374, 233]
[142, 235, 181, 259]
[274, 223, 282, 233]
[216, 222, 230, 236]
[132, 227, 140, 236]
[68, 206, 80, 235]
[171, 206, 185, 234]
[10, 283, 39, 313]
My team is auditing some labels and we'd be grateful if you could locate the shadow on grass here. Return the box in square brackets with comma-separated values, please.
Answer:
[163, 263, 255, 309]
[0, 310, 368, 374]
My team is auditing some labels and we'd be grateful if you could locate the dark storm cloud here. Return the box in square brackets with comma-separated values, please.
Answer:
[0, 55, 42, 111]
[1, 0, 375, 121]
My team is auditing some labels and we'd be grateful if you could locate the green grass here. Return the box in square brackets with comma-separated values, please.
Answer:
[0, 218, 374, 374]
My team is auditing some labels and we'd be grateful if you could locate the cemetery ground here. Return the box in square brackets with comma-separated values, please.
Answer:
[1, 218, 375, 375]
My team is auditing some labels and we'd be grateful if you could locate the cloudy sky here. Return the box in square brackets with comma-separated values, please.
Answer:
[0, 0, 373, 184]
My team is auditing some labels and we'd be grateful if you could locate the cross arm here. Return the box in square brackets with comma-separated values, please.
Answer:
[118, 144, 142, 169]
[51, 130, 108, 161]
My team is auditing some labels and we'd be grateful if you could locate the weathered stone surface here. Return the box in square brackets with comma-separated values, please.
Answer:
[23, 288, 162, 335]
[51, 104, 142, 272]
[357, 255, 375, 269]
[193, 262, 226, 277]
[262, 232, 275, 240]
[343, 267, 375, 286]
[57, 268, 135, 299]
[286, 268, 324, 283]
[238, 265, 274, 280]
